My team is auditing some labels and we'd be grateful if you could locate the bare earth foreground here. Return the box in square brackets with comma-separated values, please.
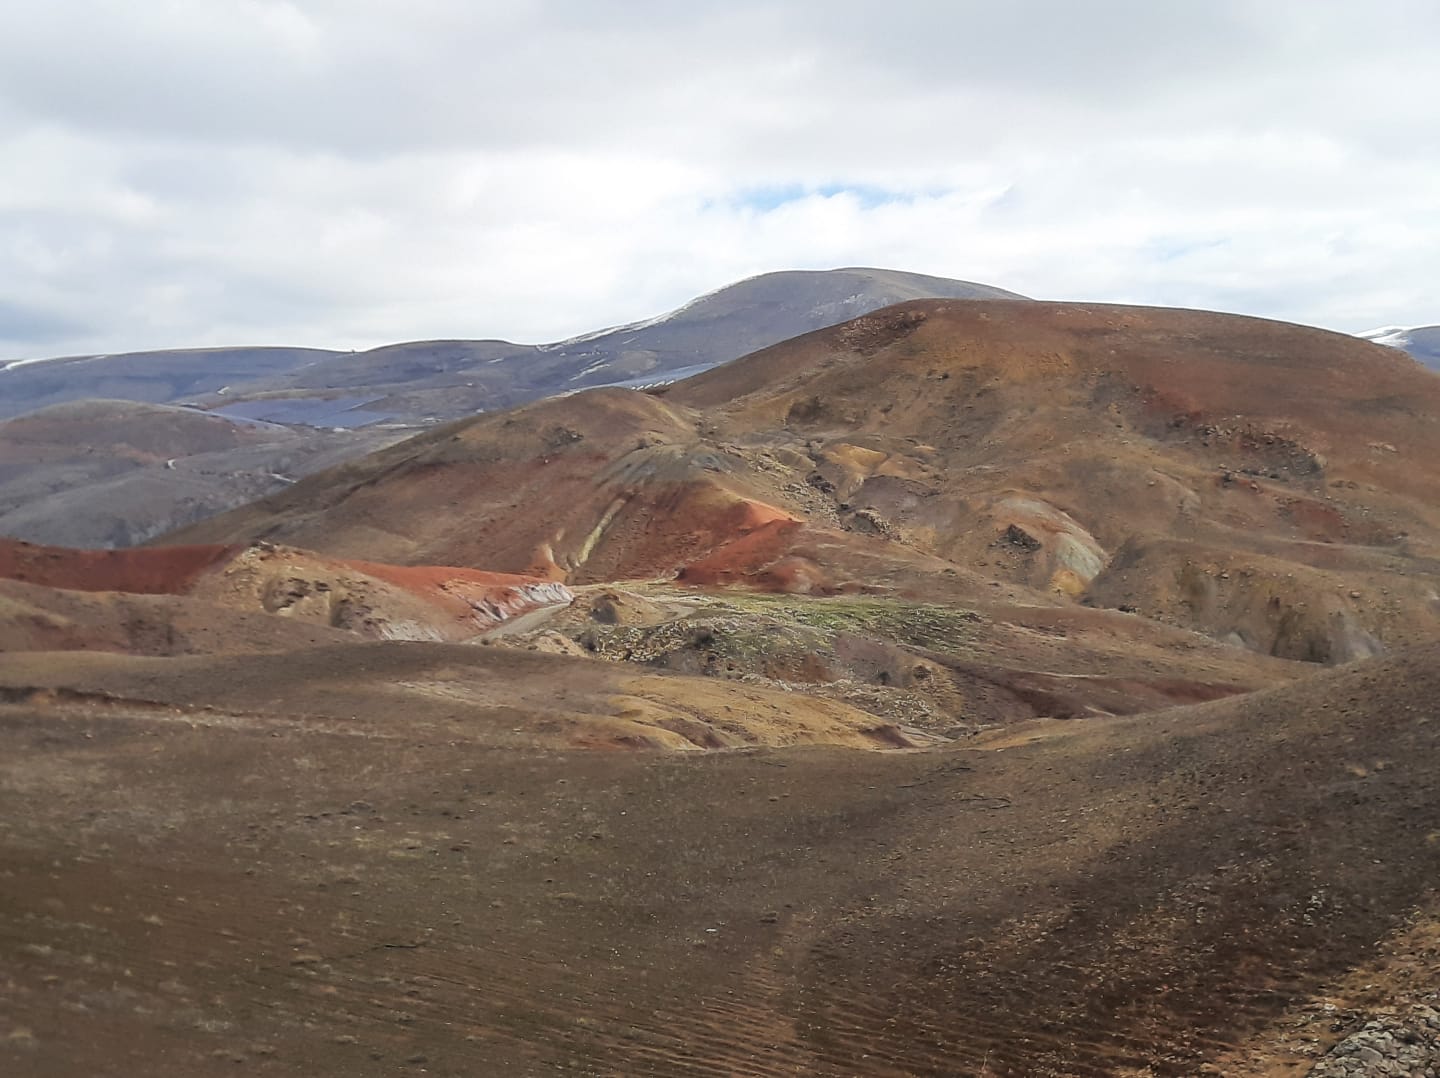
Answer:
[4, 645, 1440, 1076]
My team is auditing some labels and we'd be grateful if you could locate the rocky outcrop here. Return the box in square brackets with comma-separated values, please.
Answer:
[1308, 1006, 1440, 1076]
[0, 538, 574, 644]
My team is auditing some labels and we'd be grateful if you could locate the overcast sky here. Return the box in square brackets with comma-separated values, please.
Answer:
[1, 0, 1437, 361]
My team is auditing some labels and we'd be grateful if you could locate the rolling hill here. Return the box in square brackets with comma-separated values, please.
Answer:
[0, 346, 339, 421]
[7, 294, 1440, 1075]
[169, 299, 1440, 665]
[1, 268, 1025, 427]
[0, 400, 404, 547]
[0, 268, 1024, 548]
[200, 268, 1028, 425]
[4, 630, 1439, 1073]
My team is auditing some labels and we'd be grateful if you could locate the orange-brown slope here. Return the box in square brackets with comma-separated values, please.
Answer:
[0, 538, 572, 644]
[5, 642, 1440, 1075]
[162, 300, 1440, 660]
[165, 387, 811, 586]
[0, 538, 239, 593]
[664, 300, 1440, 658]
[670, 300, 1440, 558]
[0, 576, 354, 656]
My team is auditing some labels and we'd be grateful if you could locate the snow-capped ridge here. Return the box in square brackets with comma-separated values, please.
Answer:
[1358, 326, 1413, 348]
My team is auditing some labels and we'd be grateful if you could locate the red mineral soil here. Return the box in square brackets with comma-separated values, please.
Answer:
[161, 301, 1440, 664]
[0, 537, 573, 647]
[0, 538, 239, 594]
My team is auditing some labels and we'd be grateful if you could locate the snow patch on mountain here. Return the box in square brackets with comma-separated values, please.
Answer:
[1359, 326, 1415, 348]
[540, 281, 740, 353]
[1358, 325, 1440, 370]
[1, 354, 98, 373]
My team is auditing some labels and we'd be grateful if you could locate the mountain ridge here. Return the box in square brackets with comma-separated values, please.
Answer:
[0, 268, 1025, 547]
[0, 268, 1025, 424]
[1360, 323, 1440, 369]
[164, 297, 1440, 665]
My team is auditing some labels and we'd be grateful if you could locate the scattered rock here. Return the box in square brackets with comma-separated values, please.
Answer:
[1307, 1007, 1440, 1076]
[1002, 523, 1043, 552]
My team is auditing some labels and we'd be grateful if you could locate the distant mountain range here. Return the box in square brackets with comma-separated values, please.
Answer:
[0, 268, 1025, 425]
[0, 268, 1025, 545]
[1358, 325, 1440, 370]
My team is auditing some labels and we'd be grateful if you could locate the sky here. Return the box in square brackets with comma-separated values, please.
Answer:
[1, 0, 1437, 362]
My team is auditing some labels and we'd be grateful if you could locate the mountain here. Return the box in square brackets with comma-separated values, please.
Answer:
[0, 269, 1025, 427]
[0, 399, 404, 547]
[10, 296, 1440, 1075]
[0, 268, 1023, 548]
[169, 299, 1440, 665]
[199, 267, 1028, 425]
[0, 345, 340, 421]
[1360, 324, 1440, 369]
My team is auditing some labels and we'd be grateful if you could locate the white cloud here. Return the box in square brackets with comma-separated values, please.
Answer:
[1, 0, 1438, 359]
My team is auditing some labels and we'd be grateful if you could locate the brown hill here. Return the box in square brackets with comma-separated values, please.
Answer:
[0, 538, 573, 646]
[4, 634, 1439, 1074]
[0, 642, 920, 752]
[0, 271, 1020, 550]
[0, 577, 354, 656]
[167, 300, 1440, 664]
[10, 299, 1440, 1075]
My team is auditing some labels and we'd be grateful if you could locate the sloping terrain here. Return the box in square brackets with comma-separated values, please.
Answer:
[487, 582, 1293, 734]
[9, 295, 1440, 1076]
[0, 577, 355, 656]
[0, 269, 1020, 548]
[1359, 324, 1440, 369]
[0, 539, 572, 646]
[2, 269, 1023, 428]
[203, 268, 1027, 425]
[0, 535, 1293, 731]
[0, 643, 916, 752]
[3, 641, 1439, 1075]
[169, 299, 1440, 664]
[0, 347, 338, 421]
[0, 400, 404, 547]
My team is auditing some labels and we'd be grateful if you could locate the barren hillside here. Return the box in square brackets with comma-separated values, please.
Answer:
[4, 642, 1439, 1074]
[169, 300, 1440, 664]
[7, 297, 1440, 1076]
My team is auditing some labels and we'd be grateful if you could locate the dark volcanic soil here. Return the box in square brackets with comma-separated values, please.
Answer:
[4, 645, 1440, 1076]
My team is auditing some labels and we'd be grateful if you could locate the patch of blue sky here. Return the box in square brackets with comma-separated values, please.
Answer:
[1141, 236, 1230, 263]
[718, 183, 942, 212]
